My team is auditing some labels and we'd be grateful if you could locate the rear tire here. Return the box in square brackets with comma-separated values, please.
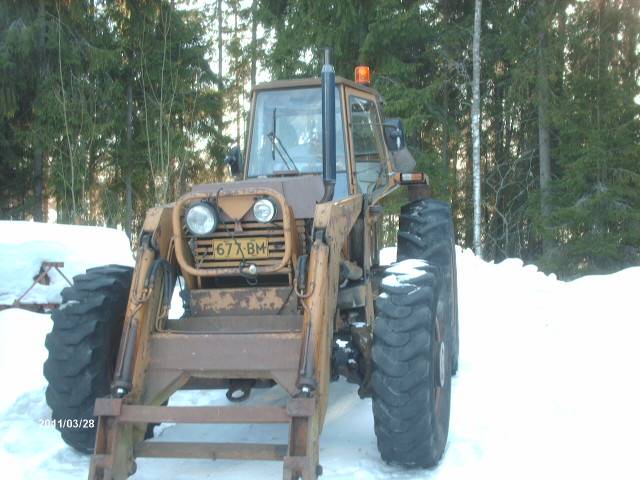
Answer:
[398, 199, 459, 374]
[43, 265, 133, 453]
[372, 260, 451, 467]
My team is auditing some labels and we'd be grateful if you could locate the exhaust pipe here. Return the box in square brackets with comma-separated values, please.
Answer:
[320, 47, 336, 203]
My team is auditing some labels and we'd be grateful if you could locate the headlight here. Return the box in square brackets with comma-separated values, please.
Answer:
[253, 198, 276, 223]
[185, 202, 218, 235]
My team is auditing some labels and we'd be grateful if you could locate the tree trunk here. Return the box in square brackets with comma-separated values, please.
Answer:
[125, 79, 133, 240]
[88, 143, 98, 223]
[34, 146, 44, 222]
[250, 0, 257, 91]
[33, 0, 46, 222]
[442, 79, 450, 189]
[464, 126, 473, 248]
[234, 5, 241, 145]
[537, 0, 551, 251]
[556, 1, 567, 97]
[472, 0, 483, 258]
[217, 0, 223, 80]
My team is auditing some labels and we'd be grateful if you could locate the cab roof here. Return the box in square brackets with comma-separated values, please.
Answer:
[252, 76, 382, 102]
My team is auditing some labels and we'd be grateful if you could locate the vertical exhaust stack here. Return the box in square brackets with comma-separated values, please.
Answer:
[320, 47, 336, 202]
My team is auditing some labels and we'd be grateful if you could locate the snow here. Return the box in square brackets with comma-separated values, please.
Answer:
[0, 221, 134, 305]
[0, 309, 53, 414]
[1, 225, 640, 479]
[383, 258, 428, 273]
[381, 259, 429, 292]
[379, 246, 397, 267]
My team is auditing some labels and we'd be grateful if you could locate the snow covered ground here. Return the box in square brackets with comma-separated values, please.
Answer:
[0, 221, 133, 305]
[1, 224, 640, 479]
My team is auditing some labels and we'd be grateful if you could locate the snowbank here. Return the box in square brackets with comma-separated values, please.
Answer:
[0, 222, 134, 305]
[0, 309, 52, 413]
[1, 231, 639, 479]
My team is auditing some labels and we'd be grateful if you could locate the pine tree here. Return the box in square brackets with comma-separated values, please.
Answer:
[0, 0, 226, 236]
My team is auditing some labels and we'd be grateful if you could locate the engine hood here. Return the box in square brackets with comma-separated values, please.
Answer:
[191, 175, 325, 219]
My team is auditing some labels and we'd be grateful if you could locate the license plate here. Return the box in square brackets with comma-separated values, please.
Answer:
[211, 237, 269, 260]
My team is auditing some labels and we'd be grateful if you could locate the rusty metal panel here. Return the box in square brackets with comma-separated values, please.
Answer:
[134, 441, 288, 460]
[117, 405, 290, 424]
[286, 398, 316, 418]
[148, 332, 302, 373]
[190, 287, 297, 316]
[93, 398, 123, 417]
[165, 314, 302, 334]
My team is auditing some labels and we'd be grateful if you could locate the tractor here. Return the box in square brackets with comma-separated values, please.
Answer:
[43, 49, 459, 479]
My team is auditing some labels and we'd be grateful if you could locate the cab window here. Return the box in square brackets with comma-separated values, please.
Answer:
[349, 95, 387, 194]
[248, 87, 346, 178]
[246, 87, 349, 199]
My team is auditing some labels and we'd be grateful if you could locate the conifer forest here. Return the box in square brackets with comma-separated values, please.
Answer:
[1, 0, 638, 278]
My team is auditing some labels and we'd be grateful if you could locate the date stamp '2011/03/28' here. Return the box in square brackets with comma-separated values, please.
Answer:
[40, 418, 95, 429]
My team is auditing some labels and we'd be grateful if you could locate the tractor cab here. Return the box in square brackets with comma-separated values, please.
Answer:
[228, 75, 412, 203]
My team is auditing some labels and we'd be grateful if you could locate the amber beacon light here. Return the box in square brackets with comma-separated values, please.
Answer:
[354, 65, 371, 85]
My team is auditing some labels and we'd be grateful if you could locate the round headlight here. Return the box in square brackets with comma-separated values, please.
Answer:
[185, 202, 218, 235]
[253, 198, 276, 223]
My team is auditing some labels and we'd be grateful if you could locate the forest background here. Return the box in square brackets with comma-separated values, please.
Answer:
[1, 0, 638, 278]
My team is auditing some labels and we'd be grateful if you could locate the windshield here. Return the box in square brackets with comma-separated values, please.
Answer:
[247, 87, 347, 178]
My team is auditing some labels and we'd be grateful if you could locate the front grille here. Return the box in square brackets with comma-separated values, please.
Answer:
[186, 220, 305, 270]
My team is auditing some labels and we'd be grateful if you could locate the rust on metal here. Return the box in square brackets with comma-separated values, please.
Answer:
[148, 331, 302, 374]
[164, 314, 302, 334]
[286, 397, 316, 418]
[94, 398, 123, 417]
[115, 405, 291, 424]
[190, 287, 297, 316]
[134, 441, 288, 460]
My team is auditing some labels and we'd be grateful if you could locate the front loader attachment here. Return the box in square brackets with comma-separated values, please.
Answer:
[87, 193, 363, 480]
[89, 327, 320, 479]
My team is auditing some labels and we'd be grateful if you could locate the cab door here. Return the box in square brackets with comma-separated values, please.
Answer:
[344, 88, 391, 197]
[344, 87, 390, 274]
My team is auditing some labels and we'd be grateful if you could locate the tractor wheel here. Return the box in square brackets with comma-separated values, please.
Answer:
[43, 265, 133, 453]
[372, 260, 451, 467]
[398, 199, 459, 374]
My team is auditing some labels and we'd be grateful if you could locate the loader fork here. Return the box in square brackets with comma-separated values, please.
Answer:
[88, 311, 323, 480]
[88, 396, 320, 480]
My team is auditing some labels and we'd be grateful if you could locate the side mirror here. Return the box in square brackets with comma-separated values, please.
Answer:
[383, 118, 406, 152]
[224, 145, 242, 176]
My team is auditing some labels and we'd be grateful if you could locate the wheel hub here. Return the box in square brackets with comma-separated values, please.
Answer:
[438, 341, 446, 387]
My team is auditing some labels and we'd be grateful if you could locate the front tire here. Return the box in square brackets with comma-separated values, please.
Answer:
[372, 260, 451, 467]
[43, 265, 133, 453]
[398, 199, 459, 374]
